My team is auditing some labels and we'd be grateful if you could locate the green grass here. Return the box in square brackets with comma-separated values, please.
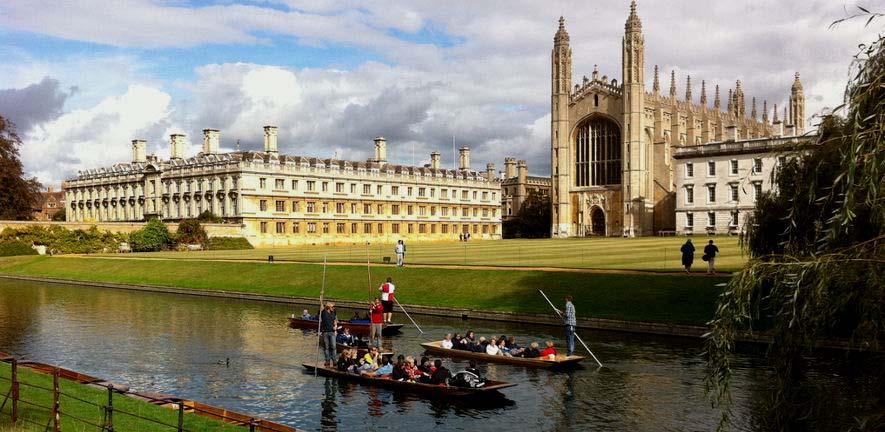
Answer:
[0, 256, 728, 325]
[119, 236, 745, 272]
[0, 361, 241, 432]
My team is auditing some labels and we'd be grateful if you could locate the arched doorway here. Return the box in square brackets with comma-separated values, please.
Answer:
[590, 207, 606, 236]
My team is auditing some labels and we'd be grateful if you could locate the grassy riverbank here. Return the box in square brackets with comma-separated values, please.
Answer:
[119, 236, 745, 272]
[0, 361, 240, 431]
[0, 256, 728, 325]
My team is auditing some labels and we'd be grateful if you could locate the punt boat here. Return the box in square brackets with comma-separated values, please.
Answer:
[302, 362, 516, 398]
[420, 341, 585, 368]
[287, 317, 403, 336]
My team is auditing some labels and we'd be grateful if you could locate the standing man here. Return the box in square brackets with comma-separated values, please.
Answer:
[319, 302, 337, 367]
[379, 277, 396, 323]
[704, 239, 720, 275]
[680, 239, 695, 273]
[562, 295, 577, 356]
[369, 298, 384, 348]
[395, 240, 405, 267]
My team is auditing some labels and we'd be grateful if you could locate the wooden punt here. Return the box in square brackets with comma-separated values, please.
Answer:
[302, 362, 516, 398]
[420, 341, 586, 368]
[287, 317, 404, 336]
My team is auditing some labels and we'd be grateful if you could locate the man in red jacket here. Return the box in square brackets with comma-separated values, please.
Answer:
[369, 297, 384, 348]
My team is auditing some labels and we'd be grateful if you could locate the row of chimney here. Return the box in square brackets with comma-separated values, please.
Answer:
[130, 128, 486, 175]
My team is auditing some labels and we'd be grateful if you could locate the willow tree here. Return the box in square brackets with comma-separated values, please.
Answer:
[705, 16, 885, 431]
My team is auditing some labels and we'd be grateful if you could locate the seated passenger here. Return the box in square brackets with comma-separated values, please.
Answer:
[336, 350, 353, 372]
[391, 355, 408, 381]
[441, 333, 454, 349]
[417, 356, 435, 384]
[539, 341, 557, 359]
[403, 356, 420, 382]
[473, 337, 487, 353]
[452, 333, 464, 349]
[360, 347, 381, 372]
[429, 359, 452, 385]
[362, 357, 394, 378]
[301, 309, 313, 320]
[522, 342, 541, 358]
[485, 337, 501, 356]
[497, 339, 512, 357]
[336, 328, 355, 346]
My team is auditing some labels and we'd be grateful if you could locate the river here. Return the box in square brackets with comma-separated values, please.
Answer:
[0, 279, 879, 431]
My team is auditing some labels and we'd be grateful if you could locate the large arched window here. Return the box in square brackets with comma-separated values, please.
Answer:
[575, 117, 621, 186]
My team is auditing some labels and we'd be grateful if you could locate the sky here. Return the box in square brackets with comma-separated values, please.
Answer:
[0, 0, 879, 186]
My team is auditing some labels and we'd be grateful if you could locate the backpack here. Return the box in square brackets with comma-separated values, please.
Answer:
[702, 254, 709, 261]
[450, 371, 486, 388]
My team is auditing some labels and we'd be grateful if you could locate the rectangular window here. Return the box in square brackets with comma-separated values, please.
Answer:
[275, 222, 285, 233]
[754, 182, 763, 200]
[392, 223, 400, 234]
[336, 223, 345, 234]
[377, 204, 383, 214]
[351, 203, 357, 213]
[292, 201, 300, 212]
[419, 206, 426, 216]
[462, 190, 469, 200]
[707, 161, 716, 176]
[418, 187, 426, 197]
[730, 184, 738, 202]
[472, 208, 478, 217]
[441, 207, 448, 216]
[322, 223, 329, 234]
[707, 185, 716, 203]
[442, 224, 449, 234]
[473, 191, 477, 200]
[430, 188, 435, 197]
[307, 222, 317, 233]
[259, 200, 267, 211]
[407, 224, 414, 234]
[363, 204, 371, 214]
[260, 221, 267, 233]
[322, 182, 328, 192]
[350, 184, 356, 193]
[275, 200, 285, 212]
[442, 189, 448, 199]
[753, 158, 763, 174]
[291, 179, 298, 190]
[685, 186, 694, 204]
[462, 207, 468, 217]
[275, 179, 285, 189]
[260, 178, 266, 189]
[392, 186, 399, 195]
[363, 184, 371, 194]
[306, 202, 316, 213]
[292, 222, 300, 233]
[336, 182, 344, 193]
[322, 202, 329, 213]
[482, 191, 488, 200]
[431, 206, 437, 216]
[407, 187, 413, 196]
[731, 211, 739, 227]
[377, 185, 383, 195]
[482, 208, 489, 217]
[686, 213, 694, 227]
[707, 212, 716, 227]
[392, 205, 400, 215]
[336, 202, 345, 213]
[307, 181, 315, 191]
[364, 223, 372, 234]
[408, 205, 414, 215]
[730, 160, 738, 175]
[431, 224, 437, 234]
[351, 223, 358, 233]
[419, 224, 426, 234]
[377, 223, 383, 234]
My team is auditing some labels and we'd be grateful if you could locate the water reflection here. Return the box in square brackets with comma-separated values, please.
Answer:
[0, 279, 879, 431]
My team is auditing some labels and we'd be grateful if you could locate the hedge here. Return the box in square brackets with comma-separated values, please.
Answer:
[207, 237, 254, 250]
[0, 241, 39, 257]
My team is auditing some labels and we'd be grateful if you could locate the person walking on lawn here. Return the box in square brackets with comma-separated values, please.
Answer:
[680, 239, 695, 273]
[379, 277, 396, 323]
[703, 239, 720, 275]
[369, 298, 384, 348]
[395, 240, 405, 267]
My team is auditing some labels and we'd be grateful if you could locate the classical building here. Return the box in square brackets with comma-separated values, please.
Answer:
[64, 127, 502, 246]
[674, 135, 812, 235]
[32, 186, 65, 221]
[551, 1, 807, 237]
[500, 158, 551, 220]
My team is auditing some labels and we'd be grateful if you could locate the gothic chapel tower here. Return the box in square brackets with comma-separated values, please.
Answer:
[551, 16, 572, 236]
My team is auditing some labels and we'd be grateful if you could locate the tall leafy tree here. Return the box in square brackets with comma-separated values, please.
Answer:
[0, 116, 42, 220]
[705, 16, 885, 430]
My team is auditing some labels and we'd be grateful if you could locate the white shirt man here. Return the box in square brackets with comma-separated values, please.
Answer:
[394, 241, 405, 267]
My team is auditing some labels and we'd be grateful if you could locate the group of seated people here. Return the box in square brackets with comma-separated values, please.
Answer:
[335, 347, 481, 387]
[441, 331, 559, 359]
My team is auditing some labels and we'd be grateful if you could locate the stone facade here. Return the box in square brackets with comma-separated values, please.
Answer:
[32, 186, 65, 221]
[551, 1, 807, 237]
[673, 135, 812, 235]
[64, 128, 502, 246]
[500, 158, 551, 220]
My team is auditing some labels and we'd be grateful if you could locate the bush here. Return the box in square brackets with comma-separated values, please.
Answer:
[0, 225, 126, 254]
[129, 219, 173, 252]
[207, 237, 254, 250]
[0, 241, 39, 256]
[176, 219, 208, 245]
[196, 210, 223, 223]
[51, 208, 66, 221]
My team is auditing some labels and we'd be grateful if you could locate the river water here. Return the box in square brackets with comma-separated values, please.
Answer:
[0, 279, 879, 431]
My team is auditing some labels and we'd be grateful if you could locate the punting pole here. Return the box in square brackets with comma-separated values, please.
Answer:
[538, 289, 603, 367]
[365, 241, 372, 302]
[314, 256, 328, 376]
[394, 297, 424, 334]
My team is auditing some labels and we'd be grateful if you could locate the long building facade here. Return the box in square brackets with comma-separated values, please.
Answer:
[551, 1, 807, 237]
[64, 128, 502, 246]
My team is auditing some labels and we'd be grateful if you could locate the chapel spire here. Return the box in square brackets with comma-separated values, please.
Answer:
[762, 100, 769, 124]
[751, 97, 757, 120]
[625, 0, 642, 32]
[685, 75, 692, 102]
[652, 65, 660, 94]
[700, 80, 707, 106]
[714, 85, 721, 110]
[669, 70, 676, 98]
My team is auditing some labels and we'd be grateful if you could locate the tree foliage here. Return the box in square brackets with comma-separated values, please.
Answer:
[0, 225, 127, 254]
[51, 208, 66, 222]
[503, 190, 551, 238]
[705, 17, 885, 430]
[0, 116, 42, 220]
[196, 210, 222, 223]
[176, 219, 208, 245]
[129, 218, 173, 252]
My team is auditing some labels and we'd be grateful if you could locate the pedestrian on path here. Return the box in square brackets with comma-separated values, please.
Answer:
[555, 295, 577, 356]
[369, 298, 384, 348]
[379, 277, 396, 323]
[680, 239, 695, 273]
[703, 239, 719, 275]
[319, 302, 337, 366]
[395, 240, 405, 267]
